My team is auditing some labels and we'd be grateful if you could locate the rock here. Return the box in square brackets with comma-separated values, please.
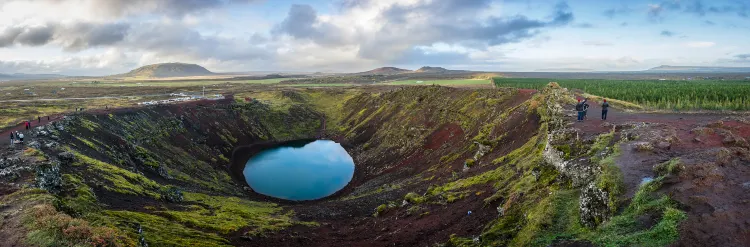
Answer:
[496, 205, 504, 217]
[243, 186, 254, 193]
[50, 135, 59, 141]
[57, 152, 76, 165]
[160, 186, 184, 203]
[157, 165, 172, 179]
[634, 142, 654, 152]
[26, 141, 41, 149]
[579, 182, 610, 228]
[35, 162, 62, 194]
[656, 141, 671, 149]
[742, 182, 750, 190]
[44, 141, 58, 149]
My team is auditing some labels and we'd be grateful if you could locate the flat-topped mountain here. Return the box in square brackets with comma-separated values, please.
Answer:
[356, 67, 412, 75]
[118, 63, 215, 78]
[415, 66, 449, 73]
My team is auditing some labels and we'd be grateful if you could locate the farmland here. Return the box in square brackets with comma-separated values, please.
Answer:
[385, 79, 491, 86]
[494, 78, 750, 111]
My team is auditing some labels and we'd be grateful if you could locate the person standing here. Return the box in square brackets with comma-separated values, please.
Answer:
[9, 132, 14, 146]
[18, 132, 24, 144]
[582, 99, 590, 120]
[38, 116, 41, 123]
[602, 99, 610, 120]
[575, 99, 585, 122]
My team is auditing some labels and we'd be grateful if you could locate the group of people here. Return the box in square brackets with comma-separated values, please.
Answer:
[8, 116, 50, 146]
[575, 98, 609, 122]
[9, 131, 24, 145]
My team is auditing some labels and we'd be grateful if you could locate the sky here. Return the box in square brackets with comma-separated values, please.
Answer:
[0, 0, 749, 75]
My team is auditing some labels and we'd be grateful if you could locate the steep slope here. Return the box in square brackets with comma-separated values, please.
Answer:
[118, 63, 215, 78]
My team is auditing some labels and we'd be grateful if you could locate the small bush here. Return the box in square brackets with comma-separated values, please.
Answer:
[464, 159, 476, 168]
[373, 204, 388, 217]
[404, 192, 424, 204]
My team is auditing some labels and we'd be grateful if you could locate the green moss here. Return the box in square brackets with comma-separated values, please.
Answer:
[373, 204, 388, 217]
[464, 159, 476, 168]
[74, 152, 162, 199]
[404, 192, 425, 204]
[157, 192, 293, 235]
[105, 210, 230, 247]
[596, 145, 625, 212]
[653, 158, 682, 176]
[588, 130, 615, 161]
[23, 147, 47, 161]
[55, 174, 99, 217]
[440, 152, 462, 164]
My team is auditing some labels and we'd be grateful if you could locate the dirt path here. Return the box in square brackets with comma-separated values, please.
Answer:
[0, 115, 64, 146]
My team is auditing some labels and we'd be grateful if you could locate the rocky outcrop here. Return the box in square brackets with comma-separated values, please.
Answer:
[579, 183, 611, 227]
[35, 162, 61, 194]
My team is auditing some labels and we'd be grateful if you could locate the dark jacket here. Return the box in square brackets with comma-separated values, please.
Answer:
[575, 102, 584, 111]
[602, 102, 610, 111]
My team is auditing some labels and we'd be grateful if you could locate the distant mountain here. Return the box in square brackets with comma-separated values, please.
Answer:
[0, 73, 66, 81]
[117, 63, 214, 78]
[356, 67, 412, 75]
[646, 65, 750, 73]
[415, 66, 449, 73]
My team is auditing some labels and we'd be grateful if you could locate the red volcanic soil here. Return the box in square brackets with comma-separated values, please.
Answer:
[571, 98, 750, 247]
[424, 123, 463, 149]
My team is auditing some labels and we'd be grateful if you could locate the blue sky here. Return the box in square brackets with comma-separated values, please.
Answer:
[0, 0, 749, 75]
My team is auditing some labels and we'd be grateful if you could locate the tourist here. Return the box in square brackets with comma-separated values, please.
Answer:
[582, 99, 590, 120]
[38, 116, 41, 123]
[602, 99, 610, 120]
[575, 99, 585, 122]
[18, 132, 24, 144]
[9, 132, 14, 146]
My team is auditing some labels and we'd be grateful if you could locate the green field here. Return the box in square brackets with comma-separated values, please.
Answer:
[386, 79, 491, 86]
[42, 78, 288, 88]
[494, 78, 750, 111]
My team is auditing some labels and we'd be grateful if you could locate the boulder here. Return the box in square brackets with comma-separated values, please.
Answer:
[579, 182, 610, 228]
[160, 186, 184, 203]
[35, 162, 62, 194]
[57, 152, 76, 165]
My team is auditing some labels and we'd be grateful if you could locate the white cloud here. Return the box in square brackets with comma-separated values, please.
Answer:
[685, 41, 716, 48]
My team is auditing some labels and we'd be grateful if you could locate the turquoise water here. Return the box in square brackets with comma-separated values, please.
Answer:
[243, 140, 355, 201]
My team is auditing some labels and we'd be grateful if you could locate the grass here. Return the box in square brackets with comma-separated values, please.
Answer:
[385, 79, 491, 86]
[73, 152, 163, 199]
[105, 210, 231, 247]
[156, 192, 293, 235]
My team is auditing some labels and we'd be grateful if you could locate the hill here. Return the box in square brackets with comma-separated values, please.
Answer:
[356, 67, 411, 75]
[647, 65, 750, 73]
[415, 66, 449, 73]
[0, 73, 66, 81]
[118, 63, 214, 78]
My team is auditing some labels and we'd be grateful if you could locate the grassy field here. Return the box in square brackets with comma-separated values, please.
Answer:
[494, 78, 750, 111]
[386, 79, 491, 86]
[39, 78, 288, 87]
